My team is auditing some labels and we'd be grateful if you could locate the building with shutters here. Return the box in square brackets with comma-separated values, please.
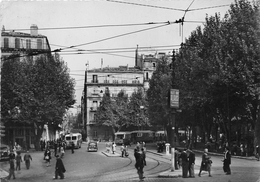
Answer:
[0, 24, 51, 149]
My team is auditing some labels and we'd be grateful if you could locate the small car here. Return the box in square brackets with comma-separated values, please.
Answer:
[0, 144, 10, 161]
[87, 141, 98, 152]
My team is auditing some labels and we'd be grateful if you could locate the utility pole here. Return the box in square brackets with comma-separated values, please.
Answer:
[84, 62, 89, 142]
[169, 49, 179, 171]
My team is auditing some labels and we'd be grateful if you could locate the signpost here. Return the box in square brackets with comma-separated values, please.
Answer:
[169, 89, 180, 171]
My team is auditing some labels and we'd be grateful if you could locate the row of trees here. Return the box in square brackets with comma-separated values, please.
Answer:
[1, 53, 75, 150]
[147, 0, 260, 150]
[95, 87, 150, 138]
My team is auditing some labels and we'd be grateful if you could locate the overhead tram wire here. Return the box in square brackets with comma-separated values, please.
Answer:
[2, 22, 174, 61]
[4, 21, 171, 32]
[55, 22, 173, 52]
[107, 0, 185, 12]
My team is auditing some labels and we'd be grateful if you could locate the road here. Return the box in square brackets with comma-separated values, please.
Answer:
[0, 142, 260, 182]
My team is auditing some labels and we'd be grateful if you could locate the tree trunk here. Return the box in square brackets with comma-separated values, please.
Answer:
[33, 123, 44, 151]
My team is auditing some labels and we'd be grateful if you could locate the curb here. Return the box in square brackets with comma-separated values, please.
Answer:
[101, 151, 121, 157]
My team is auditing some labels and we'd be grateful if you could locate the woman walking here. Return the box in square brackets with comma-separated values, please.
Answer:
[198, 148, 212, 177]
[44, 148, 52, 167]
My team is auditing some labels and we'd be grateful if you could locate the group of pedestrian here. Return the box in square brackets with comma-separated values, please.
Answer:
[7, 150, 32, 180]
[178, 148, 196, 178]
[120, 144, 129, 157]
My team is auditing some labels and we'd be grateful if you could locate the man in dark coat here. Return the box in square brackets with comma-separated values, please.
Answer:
[134, 147, 146, 181]
[54, 155, 66, 179]
[188, 149, 195, 178]
[179, 149, 189, 178]
[223, 147, 231, 175]
[71, 142, 75, 154]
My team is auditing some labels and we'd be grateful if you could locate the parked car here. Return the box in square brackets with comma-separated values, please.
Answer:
[87, 142, 98, 152]
[0, 144, 10, 161]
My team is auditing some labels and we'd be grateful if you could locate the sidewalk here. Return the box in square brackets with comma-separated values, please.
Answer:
[101, 142, 257, 178]
[0, 150, 47, 180]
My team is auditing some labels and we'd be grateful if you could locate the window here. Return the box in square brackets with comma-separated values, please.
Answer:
[121, 80, 127, 84]
[146, 72, 149, 80]
[132, 80, 140, 84]
[92, 75, 98, 83]
[137, 132, 143, 137]
[104, 80, 109, 83]
[37, 39, 42, 49]
[4, 38, 9, 48]
[72, 136, 77, 140]
[26, 39, 31, 49]
[15, 38, 20, 48]
[153, 63, 156, 67]
[113, 80, 118, 84]
[93, 101, 98, 110]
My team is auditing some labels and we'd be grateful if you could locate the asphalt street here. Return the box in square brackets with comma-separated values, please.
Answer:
[0, 142, 259, 182]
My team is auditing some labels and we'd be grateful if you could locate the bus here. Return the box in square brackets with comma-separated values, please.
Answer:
[114, 131, 132, 145]
[65, 133, 82, 149]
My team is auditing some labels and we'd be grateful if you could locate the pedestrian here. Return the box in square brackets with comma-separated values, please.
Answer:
[15, 151, 22, 171]
[179, 148, 189, 178]
[134, 147, 146, 181]
[187, 148, 195, 178]
[71, 141, 75, 154]
[120, 144, 126, 157]
[198, 148, 212, 177]
[53, 155, 66, 180]
[7, 159, 16, 180]
[223, 146, 231, 175]
[112, 142, 116, 154]
[54, 140, 58, 156]
[9, 149, 15, 161]
[256, 145, 259, 161]
[44, 148, 52, 167]
[23, 150, 32, 170]
[60, 146, 65, 158]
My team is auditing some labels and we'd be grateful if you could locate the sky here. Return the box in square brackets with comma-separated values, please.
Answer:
[0, 0, 238, 114]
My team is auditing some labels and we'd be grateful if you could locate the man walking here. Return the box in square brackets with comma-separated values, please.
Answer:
[134, 147, 146, 181]
[7, 159, 16, 180]
[15, 151, 22, 171]
[54, 155, 66, 180]
[223, 147, 231, 175]
[179, 148, 189, 178]
[188, 148, 195, 178]
[23, 151, 32, 169]
[71, 142, 75, 154]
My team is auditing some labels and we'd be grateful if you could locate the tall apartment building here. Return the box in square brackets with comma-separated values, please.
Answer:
[82, 46, 174, 141]
[0, 24, 51, 149]
[82, 66, 144, 141]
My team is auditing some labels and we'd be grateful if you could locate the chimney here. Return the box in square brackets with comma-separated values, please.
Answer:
[30, 24, 38, 36]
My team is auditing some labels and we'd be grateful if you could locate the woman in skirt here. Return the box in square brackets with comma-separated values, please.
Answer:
[198, 148, 212, 177]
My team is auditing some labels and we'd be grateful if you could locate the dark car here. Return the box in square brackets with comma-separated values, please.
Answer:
[0, 144, 10, 161]
[87, 142, 98, 152]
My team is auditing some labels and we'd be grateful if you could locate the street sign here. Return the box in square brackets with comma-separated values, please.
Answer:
[170, 89, 179, 108]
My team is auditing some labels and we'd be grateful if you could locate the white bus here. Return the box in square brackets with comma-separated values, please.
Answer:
[65, 133, 82, 149]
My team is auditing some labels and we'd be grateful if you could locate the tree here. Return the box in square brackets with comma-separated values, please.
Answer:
[147, 57, 172, 141]
[1, 53, 76, 150]
[175, 0, 260, 149]
[127, 87, 150, 130]
[95, 88, 117, 139]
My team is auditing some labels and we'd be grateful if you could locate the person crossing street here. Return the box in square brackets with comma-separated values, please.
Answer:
[24, 151, 32, 170]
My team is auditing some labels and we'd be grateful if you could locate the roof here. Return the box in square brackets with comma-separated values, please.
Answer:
[1, 31, 47, 38]
[89, 66, 142, 73]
